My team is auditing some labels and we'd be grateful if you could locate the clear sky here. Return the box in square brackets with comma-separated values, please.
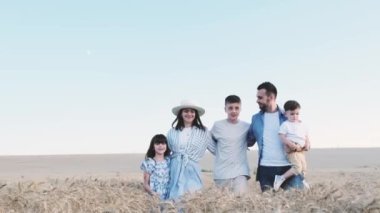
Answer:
[1, 0, 379, 155]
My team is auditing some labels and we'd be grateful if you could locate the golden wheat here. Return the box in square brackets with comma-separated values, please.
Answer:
[0, 170, 379, 213]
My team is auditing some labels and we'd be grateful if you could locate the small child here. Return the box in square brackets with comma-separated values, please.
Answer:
[140, 134, 171, 200]
[274, 100, 310, 191]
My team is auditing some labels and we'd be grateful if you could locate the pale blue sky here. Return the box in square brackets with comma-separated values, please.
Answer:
[1, 1, 379, 155]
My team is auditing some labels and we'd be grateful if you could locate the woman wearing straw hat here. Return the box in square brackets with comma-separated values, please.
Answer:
[166, 100, 212, 200]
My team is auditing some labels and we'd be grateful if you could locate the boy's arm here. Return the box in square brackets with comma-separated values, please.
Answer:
[303, 135, 311, 151]
[207, 134, 217, 155]
[207, 125, 217, 155]
[279, 134, 301, 152]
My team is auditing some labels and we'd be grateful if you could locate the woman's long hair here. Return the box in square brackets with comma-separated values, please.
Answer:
[171, 108, 205, 131]
[145, 134, 171, 159]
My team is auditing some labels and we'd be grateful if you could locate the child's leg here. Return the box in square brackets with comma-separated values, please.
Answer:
[274, 153, 298, 191]
[284, 152, 301, 178]
[298, 152, 310, 189]
[299, 152, 307, 176]
[282, 168, 297, 179]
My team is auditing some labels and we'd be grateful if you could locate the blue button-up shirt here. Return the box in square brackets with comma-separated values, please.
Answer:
[247, 107, 287, 179]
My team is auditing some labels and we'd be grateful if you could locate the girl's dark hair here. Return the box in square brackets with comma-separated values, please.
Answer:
[284, 100, 301, 111]
[145, 134, 171, 159]
[171, 108, 206, 131]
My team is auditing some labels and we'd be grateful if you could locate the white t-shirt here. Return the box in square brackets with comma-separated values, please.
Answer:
[279, 120, 308, 147]
[260, 111, 290, 166]
[179, 127, 192, 151]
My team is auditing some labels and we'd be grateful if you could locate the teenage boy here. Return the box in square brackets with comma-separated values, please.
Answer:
[208, 95, 251, 195]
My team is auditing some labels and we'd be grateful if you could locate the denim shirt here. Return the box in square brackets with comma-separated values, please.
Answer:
[247, 106, 287, 178]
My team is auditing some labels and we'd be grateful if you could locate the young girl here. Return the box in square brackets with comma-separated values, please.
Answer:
[140, 134, 171, 200]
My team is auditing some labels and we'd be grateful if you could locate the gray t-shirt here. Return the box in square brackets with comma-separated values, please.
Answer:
[209, 119, 250, 180]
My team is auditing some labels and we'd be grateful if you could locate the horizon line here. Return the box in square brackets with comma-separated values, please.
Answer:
[1, 147, 380, 157]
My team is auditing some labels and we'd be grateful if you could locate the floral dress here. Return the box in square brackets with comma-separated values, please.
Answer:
[140, 157, 170, 200]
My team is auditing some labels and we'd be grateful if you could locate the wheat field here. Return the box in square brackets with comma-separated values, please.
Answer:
[0, 169, 379, 212]
[1, 150, 380, 212]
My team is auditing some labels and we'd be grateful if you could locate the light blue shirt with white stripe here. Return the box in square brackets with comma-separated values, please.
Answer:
[166, 126, 212, 200]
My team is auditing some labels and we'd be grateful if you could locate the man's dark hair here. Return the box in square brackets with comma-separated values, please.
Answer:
[225, 95, 241, 105]
[257, 82, 277, 98]
[284, 100, 301, 111]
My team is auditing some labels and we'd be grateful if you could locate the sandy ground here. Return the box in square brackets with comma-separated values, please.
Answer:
[0, 148, 379, 182]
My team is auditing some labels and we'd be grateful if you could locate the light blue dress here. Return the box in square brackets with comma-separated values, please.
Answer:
[140, 157, 170, 200]
[166, 127, 212, 200]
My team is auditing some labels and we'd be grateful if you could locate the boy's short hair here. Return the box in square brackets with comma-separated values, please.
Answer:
[284, 100, 301, 111]
[257, 82, 277, 98]
[225, 95, 241, 105]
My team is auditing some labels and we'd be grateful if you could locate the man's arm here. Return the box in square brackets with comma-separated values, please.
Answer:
[247, 124, 256, 147]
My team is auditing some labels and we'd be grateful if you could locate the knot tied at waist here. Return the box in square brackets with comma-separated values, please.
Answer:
[171, 153, 196, 167]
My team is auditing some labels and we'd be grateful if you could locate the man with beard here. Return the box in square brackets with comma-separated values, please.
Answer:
[247, 82, 305, 192]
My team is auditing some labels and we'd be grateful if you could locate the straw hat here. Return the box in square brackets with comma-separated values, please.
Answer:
[172, 100, 205, 116]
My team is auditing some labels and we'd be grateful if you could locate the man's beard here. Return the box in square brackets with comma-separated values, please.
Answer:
[259, 104, 267, 111]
